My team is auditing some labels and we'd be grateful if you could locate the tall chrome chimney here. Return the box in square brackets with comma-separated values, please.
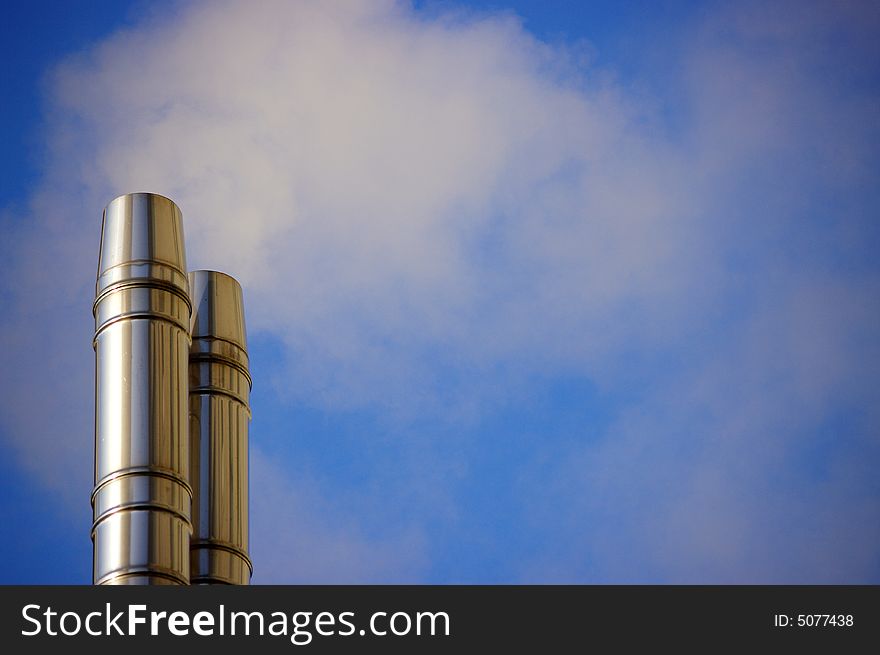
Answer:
[92, 193, 193, 585]
[188, 271, 253, 584]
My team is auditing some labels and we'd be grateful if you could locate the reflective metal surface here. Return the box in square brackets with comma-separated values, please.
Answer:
[189, 270, 253, 584]
[92, 193, 192, 585]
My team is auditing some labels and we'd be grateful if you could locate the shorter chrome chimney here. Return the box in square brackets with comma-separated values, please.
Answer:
[188, 270, 253, 584]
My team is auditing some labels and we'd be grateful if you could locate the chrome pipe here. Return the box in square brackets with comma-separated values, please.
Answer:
[188, 270, 253, 584]
[92, 193, 193, 585]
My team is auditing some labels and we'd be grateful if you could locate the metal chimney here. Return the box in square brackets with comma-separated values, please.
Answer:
[92, 193, 193, 585]
[188, 270, 253, 584]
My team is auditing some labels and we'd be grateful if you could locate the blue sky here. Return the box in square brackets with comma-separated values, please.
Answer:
[1, 0, 878, 584]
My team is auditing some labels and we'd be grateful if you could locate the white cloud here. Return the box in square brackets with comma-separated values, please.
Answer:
[41, 0, 713, 413]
